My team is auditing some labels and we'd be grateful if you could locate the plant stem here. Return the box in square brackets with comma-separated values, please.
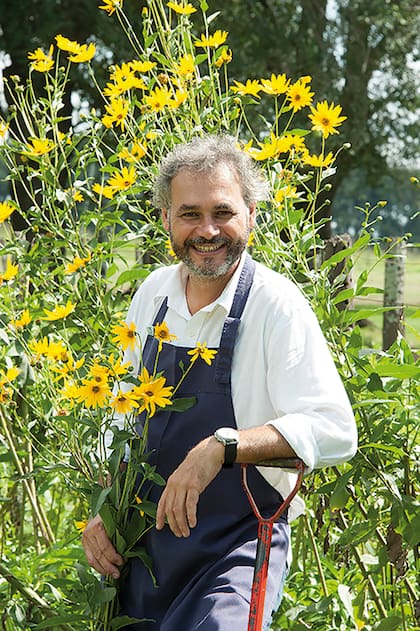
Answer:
[303, 513, 328, 597]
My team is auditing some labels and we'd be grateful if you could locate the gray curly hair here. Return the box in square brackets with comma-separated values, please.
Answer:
[153, 134, 270, 209]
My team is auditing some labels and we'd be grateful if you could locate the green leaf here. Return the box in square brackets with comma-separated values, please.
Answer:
[91, 485, 112, 516]
[359, 443, 406, 458]
[375, 363, 420, 379]
[367, 372, 383, 392]
[320, 233, 370, 270]
[34, 614, 88, 629]
[372, 616, 402, 631]
[116, 268, 150, 287]
[167, 396, 197, 412]
[114, 528, 127, 555]
[111, 616, 150, 630]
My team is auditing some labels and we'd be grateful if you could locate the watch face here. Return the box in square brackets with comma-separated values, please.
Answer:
[216, 427, 238, 443]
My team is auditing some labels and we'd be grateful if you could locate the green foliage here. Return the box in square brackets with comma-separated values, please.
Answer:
[0, 1, 418, 630]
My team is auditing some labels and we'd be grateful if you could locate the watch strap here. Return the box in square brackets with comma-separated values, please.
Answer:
[223, 441, 237, 468]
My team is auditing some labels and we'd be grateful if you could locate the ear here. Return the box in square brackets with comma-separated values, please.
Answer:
[162, 208, 170, 231]
[248, 203, 257, 230]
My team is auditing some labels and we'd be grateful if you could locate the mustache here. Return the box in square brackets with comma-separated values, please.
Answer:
[185, 237, 229, 247]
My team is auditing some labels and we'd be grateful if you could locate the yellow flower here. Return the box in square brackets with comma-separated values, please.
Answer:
[88, 361, 110, 384]
[215, 48, 232, 68]
[0, 367, 20, 384]
[93, 182, 115, 200]
[99, 0, 123, 15]
[101, 97, 130, 130]
[247, 232, 255, 247]
[24, 137, 55, 157]
[231, 79, 262, 98]
[52, 354, 85, 380]
[0, 367, 20, 402]
[130, 60, 156, 73]
[77, 379, 111, 409]
[170, 89, 188, 109]
[29, 336, 50, 357]
[68, 43, 96, 63]
[0, 257, 18, 284]
[194, 30, 228, 49]
[72, 190, 84, 202]
[108, 353, 131, 377]
[0, 120, 9, 139]
[309, 101, 347, 138]
[11, 309, 32, 329]
[275, 185, 300, 205]
[154, 322, 177, 351]
[42, 300, 76, 321]
[55, 35, 81, 54]
[133, 368, 173, 418]
[46, 340, 69, 362]
[247, 132, 301, 161]
[176, 54, 195, 78]
[107, 62, 141, 93]
[0, 201, 15, 223]
[287, 79, 314, 111]
[112, 321, 137, 351]
[167, 1, 197, 14]
[110, 389, 139, 414]
[64, 252, 91, 274]
[74, 519, 89, 533]
[144, 86, 172, 112]
[302, 151, 334, 168]
[187, 342, 217, 366]
[108, 166, 136, 191]
[118, 140, 147, 163]
[28, 45, 54, 72]
[165, 238, 176, 258]
[134, 495, 145, 516]
[260, 73, 290, 96]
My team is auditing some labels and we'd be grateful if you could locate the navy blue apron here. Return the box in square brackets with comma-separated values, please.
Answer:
[118, 255, 289, 630]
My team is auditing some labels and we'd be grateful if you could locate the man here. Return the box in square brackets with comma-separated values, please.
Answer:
[82, 135, 357, 630]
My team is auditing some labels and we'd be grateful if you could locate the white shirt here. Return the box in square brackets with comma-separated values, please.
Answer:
[116, 252, 357, 521]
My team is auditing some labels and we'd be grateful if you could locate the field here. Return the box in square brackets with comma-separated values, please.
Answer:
[353, 244, 420, 350]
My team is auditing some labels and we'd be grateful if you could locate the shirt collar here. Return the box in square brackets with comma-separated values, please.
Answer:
[152, 251, 249, 318]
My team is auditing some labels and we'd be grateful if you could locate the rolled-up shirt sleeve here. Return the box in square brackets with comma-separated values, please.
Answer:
[264, 298, 357, 473]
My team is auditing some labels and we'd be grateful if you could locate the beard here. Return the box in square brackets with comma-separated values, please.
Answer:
[170, 233, 249, 280]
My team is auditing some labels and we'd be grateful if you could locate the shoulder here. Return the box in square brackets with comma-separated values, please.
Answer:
[126, 263, 180, 322]
[250, 260, 311, 317]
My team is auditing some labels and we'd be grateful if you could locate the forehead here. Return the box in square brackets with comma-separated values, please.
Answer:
[170, 163, 244, 206]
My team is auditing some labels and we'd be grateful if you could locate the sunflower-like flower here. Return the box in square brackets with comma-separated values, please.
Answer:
[187, 342, 217, 366]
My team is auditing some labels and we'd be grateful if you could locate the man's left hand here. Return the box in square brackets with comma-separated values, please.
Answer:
[155, 436, 224, 537]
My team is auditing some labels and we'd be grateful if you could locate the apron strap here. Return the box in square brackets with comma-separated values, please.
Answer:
[152, 296, 169, 326]
[215, 254, 256, 384]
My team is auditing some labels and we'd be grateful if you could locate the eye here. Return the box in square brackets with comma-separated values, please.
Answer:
[181, 211, 200, 220]
[215, 209, 234, 220]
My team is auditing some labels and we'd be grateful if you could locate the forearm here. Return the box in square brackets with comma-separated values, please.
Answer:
[237, 425, 296, 463]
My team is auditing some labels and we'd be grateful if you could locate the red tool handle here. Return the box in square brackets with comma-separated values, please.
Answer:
[242, 458, 305, 631]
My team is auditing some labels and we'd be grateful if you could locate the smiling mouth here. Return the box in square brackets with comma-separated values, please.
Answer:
[192, 243, 225, 254]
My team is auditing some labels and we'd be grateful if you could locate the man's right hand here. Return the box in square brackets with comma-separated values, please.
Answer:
[82, 514, 124, 579]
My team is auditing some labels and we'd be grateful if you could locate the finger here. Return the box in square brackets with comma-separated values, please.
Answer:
[156, 489, 168, 530]
[170, 492, 190, 538]
[186, 488, 199, 529]
[82, 518, 124, 577]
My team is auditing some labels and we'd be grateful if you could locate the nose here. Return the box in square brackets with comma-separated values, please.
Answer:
[195, 216, 220, 240]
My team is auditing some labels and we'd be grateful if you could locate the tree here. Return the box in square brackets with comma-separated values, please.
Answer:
[206, 0, 420, 237]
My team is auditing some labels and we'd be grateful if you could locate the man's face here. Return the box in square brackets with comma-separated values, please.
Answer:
[162, 164, 256, 281]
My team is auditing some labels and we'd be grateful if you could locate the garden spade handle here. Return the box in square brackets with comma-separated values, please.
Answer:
[241, 458, 305, 631]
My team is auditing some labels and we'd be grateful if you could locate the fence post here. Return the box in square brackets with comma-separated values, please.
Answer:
[382, 242, 405, 351]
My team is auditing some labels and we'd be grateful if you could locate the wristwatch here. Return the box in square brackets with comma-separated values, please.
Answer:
[214, 427, 239, 468]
